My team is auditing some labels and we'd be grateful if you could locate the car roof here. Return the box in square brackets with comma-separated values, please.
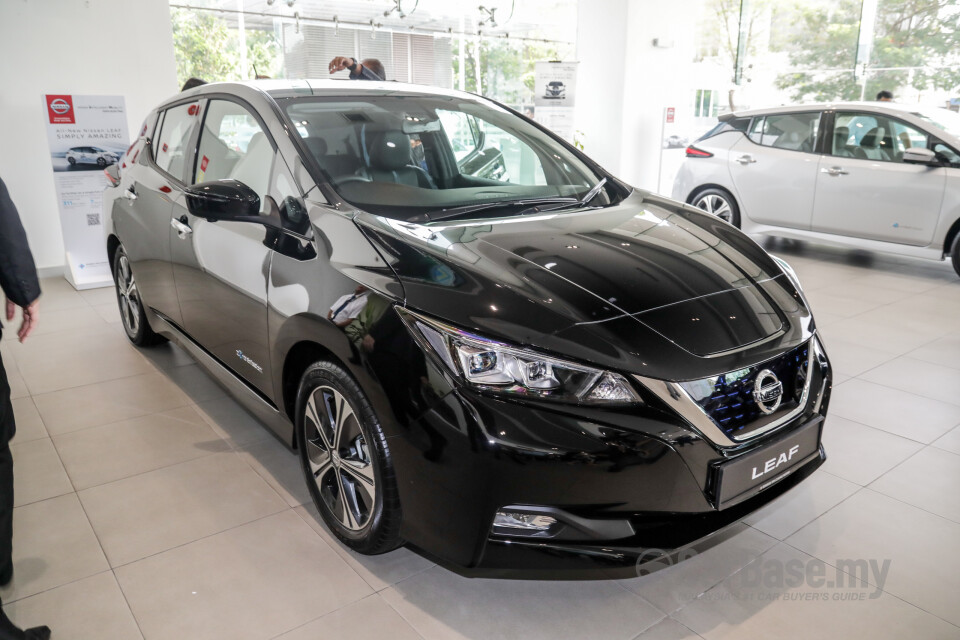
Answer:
[724, 101, 941, 119]
[177, 78, 475, 103]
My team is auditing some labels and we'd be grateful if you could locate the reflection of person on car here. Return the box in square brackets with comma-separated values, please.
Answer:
[327, 285, 369, 328]
[344, 294, 390, 349]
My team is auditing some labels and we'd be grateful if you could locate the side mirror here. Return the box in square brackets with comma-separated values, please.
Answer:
[902, 147, 938, 165]
[185, 179, 260, 221]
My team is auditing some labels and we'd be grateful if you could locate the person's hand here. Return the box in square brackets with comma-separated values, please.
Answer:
[328, 56, 356, 75]
[362, 334, 375, 352]
[5, 297, 39, 343]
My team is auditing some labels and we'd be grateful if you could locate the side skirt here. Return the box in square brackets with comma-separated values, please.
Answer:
[148, 308, 295, 447]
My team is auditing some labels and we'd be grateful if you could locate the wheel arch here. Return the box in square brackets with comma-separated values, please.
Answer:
[107, 234, 121, 281]
[687, 183, 738, 206]
[281, 339, 347, 446]
[943, 217, 960, 258]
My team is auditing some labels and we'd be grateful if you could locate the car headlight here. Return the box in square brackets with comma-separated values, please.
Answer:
[398, 308, 641, 405]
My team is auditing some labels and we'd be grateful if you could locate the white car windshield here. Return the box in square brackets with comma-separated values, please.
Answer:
[280, 92, 620, 220]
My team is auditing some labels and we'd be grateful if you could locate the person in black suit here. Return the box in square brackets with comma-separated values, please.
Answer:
[0, 177, 50, 639]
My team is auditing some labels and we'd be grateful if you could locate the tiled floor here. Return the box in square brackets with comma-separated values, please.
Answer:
[1, 241, 959, 640]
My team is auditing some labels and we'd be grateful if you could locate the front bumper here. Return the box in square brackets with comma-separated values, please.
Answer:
[387, 345, 832, 574]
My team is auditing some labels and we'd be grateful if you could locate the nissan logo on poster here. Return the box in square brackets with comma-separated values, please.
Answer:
[46, 94, 75, 124]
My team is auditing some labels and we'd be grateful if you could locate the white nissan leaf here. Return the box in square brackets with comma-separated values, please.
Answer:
[672, 102, 960, 277]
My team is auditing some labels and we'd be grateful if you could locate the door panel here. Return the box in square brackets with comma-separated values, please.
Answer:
[812, 112, 946, 246]
[170, 207, 275, 394]
[728, 113, 822, 229]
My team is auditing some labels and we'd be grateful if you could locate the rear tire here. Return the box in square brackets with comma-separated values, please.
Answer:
[113, 246, 165, 346]
[296, 360, 402, 555]
[691, 187, 741, 228]
[67, 157, 76, 165]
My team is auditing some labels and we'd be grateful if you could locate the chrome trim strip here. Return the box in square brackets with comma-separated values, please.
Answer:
[634, 339, 816, 448]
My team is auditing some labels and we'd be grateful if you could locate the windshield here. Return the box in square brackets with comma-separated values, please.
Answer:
[911, 107, 960, 139]
[280, 92, 619, 220]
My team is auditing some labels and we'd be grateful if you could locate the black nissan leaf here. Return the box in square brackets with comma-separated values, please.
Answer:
[104, 79, 831, 575]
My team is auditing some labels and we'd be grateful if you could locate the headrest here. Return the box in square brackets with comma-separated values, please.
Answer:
[861, 127, 884, 148]
[367, 131, 412, 171]
[303, 137, 328, 158]
[834, 126, 849, 140]
[246, 132, 267, 153]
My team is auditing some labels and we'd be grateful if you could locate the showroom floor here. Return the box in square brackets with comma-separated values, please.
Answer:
[1, 240, 959, 640]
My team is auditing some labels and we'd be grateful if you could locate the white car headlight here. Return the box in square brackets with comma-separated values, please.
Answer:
[399, 309, 641, 405]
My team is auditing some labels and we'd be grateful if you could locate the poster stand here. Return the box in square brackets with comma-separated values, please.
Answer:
[42, 94, 129, 291]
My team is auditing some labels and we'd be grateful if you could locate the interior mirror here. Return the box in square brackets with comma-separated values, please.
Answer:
[185, 179, 260, 221]
[401, 117, 442, 134]
[902, 147, 938, 165]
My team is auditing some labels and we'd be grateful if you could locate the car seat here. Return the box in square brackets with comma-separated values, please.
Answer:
[364, 131, 436, 189]
[855, 127, 888, 161]
[832, 126, 853, 157]
[303, 136, 363, 180]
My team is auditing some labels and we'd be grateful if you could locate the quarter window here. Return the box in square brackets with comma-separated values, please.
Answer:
[832, 112, 929, 163]
[154, 101, 200, 179]
[748, 113, 820, 152]
[194, 100, 274, 209]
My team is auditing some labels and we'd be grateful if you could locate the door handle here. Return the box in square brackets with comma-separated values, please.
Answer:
[821, 166, 849, 176]
[736, 154, 756, 165]
[170, 216, 193, 239]
[122, 187, 137, 201]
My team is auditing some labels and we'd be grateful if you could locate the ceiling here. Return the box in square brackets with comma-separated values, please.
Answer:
[169, 0, 578, 43]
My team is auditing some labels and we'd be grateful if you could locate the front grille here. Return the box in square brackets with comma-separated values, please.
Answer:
[679, 341, 811, 440]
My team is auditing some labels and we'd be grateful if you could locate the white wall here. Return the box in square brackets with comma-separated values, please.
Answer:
[0, 0, 178, 271]
[574, 0, 628, 177]
[576, 0, 696, 192]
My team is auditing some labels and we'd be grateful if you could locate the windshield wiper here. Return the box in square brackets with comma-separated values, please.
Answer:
[420, 196, 579, 223]
[527, 178, 610, 216]
[577, 178, 607, 207]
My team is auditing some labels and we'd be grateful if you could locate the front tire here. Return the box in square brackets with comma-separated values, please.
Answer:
[691, 187, 741, 228]
[951, 237, 960, 279]
[296, 361, 402, 555]
[97, 157, 107, 167]
[113, 246, 164, 346]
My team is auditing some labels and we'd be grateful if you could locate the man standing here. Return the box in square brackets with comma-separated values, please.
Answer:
[0, 177, 50, 640]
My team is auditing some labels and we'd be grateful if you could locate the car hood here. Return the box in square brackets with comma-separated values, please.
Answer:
[355, 190, 813, 380]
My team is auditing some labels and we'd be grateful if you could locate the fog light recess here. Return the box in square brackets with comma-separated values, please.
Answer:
[493, 509, 559, 538]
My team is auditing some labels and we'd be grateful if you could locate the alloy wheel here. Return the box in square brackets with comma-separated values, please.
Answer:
[694, 193, 733, 223]
[303, 385, 377, 531]
[116, 254, 141, 336]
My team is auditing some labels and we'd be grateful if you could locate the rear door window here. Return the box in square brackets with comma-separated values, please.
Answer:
[154, 101, 200, 180]
[749, 113, 820, 152]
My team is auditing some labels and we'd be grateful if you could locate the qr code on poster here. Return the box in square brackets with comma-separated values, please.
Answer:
[86, 213, 101, 226]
